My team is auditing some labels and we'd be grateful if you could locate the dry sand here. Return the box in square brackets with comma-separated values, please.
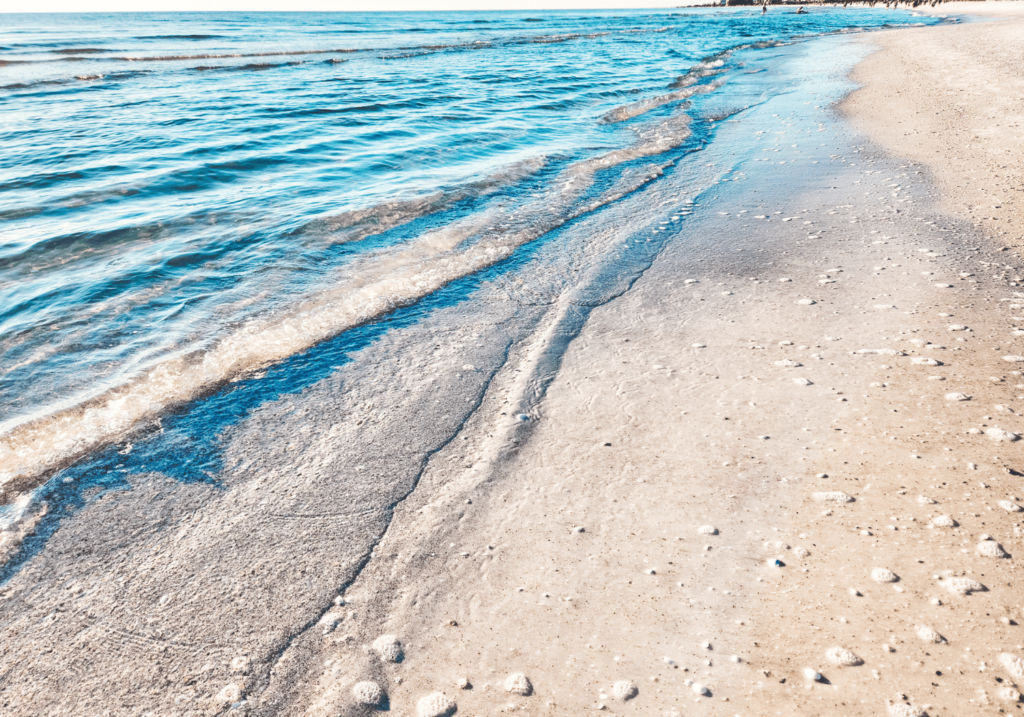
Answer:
[285, 7, 1024, 717]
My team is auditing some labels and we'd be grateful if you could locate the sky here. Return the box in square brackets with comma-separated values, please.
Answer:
[5, 0, 705, 11]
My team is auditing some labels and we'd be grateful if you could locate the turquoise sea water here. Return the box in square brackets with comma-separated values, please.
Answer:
[0, 9, 939, 490]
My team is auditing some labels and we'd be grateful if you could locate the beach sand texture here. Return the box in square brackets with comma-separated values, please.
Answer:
[2, 6, 1024, 717]
[300, 6, 1024, 717]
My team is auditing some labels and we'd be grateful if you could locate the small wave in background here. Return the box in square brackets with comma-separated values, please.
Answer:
[0, 8, 934, 489]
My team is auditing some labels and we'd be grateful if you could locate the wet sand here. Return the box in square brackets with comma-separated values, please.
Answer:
[294, 9, 1024, 717]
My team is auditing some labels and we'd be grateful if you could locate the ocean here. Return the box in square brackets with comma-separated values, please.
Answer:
[0, 9, 937, 523]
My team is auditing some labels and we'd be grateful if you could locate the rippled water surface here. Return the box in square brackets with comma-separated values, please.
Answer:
[0, 9, 936, 486]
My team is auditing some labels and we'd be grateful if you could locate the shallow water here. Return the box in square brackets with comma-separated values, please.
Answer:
[0, 9, 938, 489]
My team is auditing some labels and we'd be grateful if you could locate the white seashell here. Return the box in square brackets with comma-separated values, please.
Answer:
[826, 647, 863, 666]
[999, 652, 1024, 680]
[917, 495, 936, 504]
[612, 680, 638, 701]
[697, 525, 718, 535]
[945, 393, 970, 401]
[977, 542, 1008, 558]
[986, 427, 1020, 442]
[940, 577, 985, 595]
[855, 348, 902, 356]
[814, 491, 854, 504]
[999, 500, 1023, 512]
[215, 684, 241, 704]
[352, 681, 385, 706]
[417, 692, 456, 717]
[872, 568, 899, 583]
[691, 683, 710, 696]
[796, 299, 816, 305]
[372, 634, 403, 662]
[887, 701, 927, 717]
[803, 668, 821, 681]
[916, 626, 946, 644]
[774, 360, 802, 367]
[948, 324, 968, 331]
[504, 673, 533, 696]
[1003, 355, 1024, 362]
[911, 357, 941, 366]
[931, 515, 956, 527]
[793, 546, 810, 558]
[998, 686, 1021, 702]
[793, 377, 813, 385]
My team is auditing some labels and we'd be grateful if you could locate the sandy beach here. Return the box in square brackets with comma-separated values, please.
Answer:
[2, 5, 1023, 717]
[295, 5, 1024, 717]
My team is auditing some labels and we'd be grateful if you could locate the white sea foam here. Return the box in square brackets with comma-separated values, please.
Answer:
[0, 111, 696, 493]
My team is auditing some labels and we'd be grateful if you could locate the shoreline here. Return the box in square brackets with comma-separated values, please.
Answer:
[2, 8, 1023, 716]
[290, 10, 1024, 717]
